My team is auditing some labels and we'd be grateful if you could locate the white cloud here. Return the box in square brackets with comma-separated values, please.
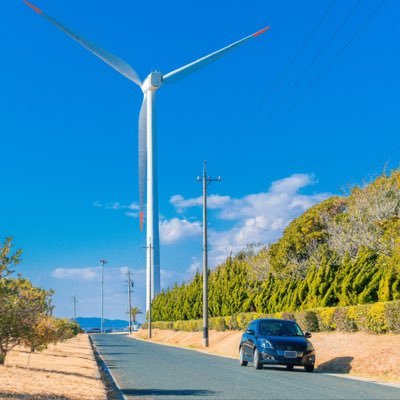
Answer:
[170, 194, 231, 212]
[169, 173, 330, 266]
[52, 267, 98, 280]
[159, 218, 202, 244]
[94, 201, 139, 211]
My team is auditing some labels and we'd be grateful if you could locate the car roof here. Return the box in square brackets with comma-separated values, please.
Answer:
[251, 318, 297, 324]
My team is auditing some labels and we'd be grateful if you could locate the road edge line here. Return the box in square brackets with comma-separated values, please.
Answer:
[89, 335, 127, 400]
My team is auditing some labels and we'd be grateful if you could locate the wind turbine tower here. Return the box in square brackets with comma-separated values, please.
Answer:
[24, 0, 270, 312]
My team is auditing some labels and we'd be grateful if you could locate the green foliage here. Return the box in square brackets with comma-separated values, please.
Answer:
[0, 237, 22, 279]
[130, 307, 143, 323]
[146, 301, 400, 335]
[295, 310, 319, 332]
[151, 171, 400, 323]
[0, 238, 79, 364]
[0, 277, 53, 363]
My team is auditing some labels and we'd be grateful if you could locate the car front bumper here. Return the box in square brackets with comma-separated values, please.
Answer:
[259, 348, 315, 366]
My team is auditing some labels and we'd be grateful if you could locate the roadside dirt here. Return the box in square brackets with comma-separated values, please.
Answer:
[0, 334, 107, 400]
[132, 329, 400, 384]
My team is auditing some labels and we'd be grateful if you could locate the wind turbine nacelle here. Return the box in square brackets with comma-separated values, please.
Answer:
[142, 72, 163, 91]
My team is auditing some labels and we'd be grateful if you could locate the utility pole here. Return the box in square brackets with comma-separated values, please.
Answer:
[125, 270, 134, 334]
[72, 294, 77, 322]
[197, 160, 221, 347]
[99, 259, 108, 333]
[142, 240, 153, 339]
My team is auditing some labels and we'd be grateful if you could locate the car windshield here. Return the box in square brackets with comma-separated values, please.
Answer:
[259, 320, 304, 336]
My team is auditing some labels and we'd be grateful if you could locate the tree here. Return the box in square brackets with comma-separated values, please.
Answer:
[130, 307, 143, 323]
[23, 317, 80, 352]
[0, 277, 53, 364]
[0, 237, 22, 279]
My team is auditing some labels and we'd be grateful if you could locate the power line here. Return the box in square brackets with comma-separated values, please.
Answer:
[228, 0, 337, 148]
[222, 0, 385, 176]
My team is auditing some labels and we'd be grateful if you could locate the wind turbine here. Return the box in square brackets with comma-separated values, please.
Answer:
[24, 0, 270, 311]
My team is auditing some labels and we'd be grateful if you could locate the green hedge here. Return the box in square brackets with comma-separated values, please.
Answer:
[142, 300, 400, 334]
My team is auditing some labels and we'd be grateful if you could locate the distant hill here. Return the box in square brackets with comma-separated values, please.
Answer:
[75, 317, 130, 330]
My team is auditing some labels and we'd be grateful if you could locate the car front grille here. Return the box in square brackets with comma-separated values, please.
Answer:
[275, 345, 304, 351]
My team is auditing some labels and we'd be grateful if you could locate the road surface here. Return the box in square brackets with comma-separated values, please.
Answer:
[91, 334, 400, 400]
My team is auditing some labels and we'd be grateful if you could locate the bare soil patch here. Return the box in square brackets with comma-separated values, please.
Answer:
[132, 329, 400, 384]
[0, 334, 106, 400]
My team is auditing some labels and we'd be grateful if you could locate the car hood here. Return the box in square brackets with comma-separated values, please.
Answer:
[261, 335, 308, 347]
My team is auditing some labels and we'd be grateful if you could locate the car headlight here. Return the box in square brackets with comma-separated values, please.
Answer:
[306, 342, 314, 351]
[259, 339, 273, 349]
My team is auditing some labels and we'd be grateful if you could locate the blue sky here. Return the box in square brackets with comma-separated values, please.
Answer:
[1, 0, 399, 322]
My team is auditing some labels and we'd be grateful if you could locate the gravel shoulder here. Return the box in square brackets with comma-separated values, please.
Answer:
[0, 333, 107, 400]
[131, 329, 400, 384]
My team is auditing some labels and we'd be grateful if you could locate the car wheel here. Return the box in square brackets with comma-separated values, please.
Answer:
[304, 364, 315, 373]
[253, 348, 262, 370]
[239, 347, 248, 366]
[286, 365, 294, 371]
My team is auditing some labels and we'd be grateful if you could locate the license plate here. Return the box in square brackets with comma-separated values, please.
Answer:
[284, 351, 297, 358]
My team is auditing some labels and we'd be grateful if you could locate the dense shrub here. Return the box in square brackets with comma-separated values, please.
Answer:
[316, 307, 336, 331]
[151, 172, 400, 322]
[333, 306, 358, 332]
[295, 310, 319, 332]
[384, 301, 400, 333]
[143, 301, 400, 335]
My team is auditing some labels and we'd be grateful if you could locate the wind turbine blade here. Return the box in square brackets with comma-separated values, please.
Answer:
[138, 93, 147, 231]
[23, 0, 142, 86]
[163, 26, 270, 84]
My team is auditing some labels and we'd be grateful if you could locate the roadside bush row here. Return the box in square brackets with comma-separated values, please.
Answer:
[142, 300, 400, 334]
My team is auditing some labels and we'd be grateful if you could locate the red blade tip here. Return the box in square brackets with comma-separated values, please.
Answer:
[23, 0, 43, 14]
[139, 211, 144, 231]
[253, 26, 270, 38]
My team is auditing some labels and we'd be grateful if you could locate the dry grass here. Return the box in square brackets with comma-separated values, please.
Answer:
[0, 334, 106, 400]
[132, 329, 400, 384]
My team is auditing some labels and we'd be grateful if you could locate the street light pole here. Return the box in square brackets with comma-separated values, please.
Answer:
[72, 294, 77, 322]
[197, 161, 221, 347]
[99, 259, 108, 333]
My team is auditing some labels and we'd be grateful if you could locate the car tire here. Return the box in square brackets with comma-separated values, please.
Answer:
[253, 348, 262, 370]
[304, 364, 315, 373]
[286, 365, 294, 371]
[239, 347, 248, 366]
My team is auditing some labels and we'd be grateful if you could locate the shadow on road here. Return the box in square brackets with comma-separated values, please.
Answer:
[122, 389, 216, 397]
[317, 356, 354, 373]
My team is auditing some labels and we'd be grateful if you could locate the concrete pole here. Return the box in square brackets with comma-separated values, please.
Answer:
[198, 161, 221, 347]
[127, 271, 133, 334]
[202, 161, 208, 347]
[99, 259, 108, 333]
[72, 294, 77, 321]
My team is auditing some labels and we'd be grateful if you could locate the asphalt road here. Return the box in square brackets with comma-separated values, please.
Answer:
[91, 334, 400, 400]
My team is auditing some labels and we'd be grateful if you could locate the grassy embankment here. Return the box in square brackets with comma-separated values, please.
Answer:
[0, 334, 106, 400]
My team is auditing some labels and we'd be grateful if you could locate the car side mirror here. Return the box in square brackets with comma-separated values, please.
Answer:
[305, 332, 312, 338]
[246, 329, 255, 335]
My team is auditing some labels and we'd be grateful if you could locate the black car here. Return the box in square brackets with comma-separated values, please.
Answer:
[239, 318, 315, 372]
